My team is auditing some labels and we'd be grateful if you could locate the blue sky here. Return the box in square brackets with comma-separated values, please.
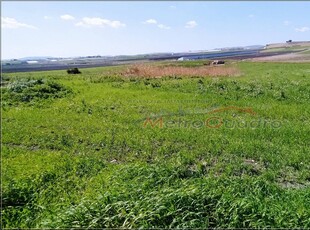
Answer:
[2, 1, 310, 59]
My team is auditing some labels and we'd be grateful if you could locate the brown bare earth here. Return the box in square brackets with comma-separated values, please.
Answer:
[266, 41, 310, 49]
[123, 64, 241, 78]
[250, 52, 310, 62]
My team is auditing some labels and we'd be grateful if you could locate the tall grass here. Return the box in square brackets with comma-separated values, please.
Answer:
[123, 64, 241, 78]
[1, 61, 310, 228]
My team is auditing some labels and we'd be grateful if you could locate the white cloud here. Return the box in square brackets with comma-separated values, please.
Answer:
[295, 27, 310, 32]
[44, 16, 52, 20]
[283, 20, 291, 26]
[185, 20, 197, 28]
[60, 14, 75, 20]
[143, 19, 170, 29]
[158, 24, 170, 30]
[76, 17, 126, 28]
[143, 19, 157, 24]
[248, 14, 255, 18]
[1, 17, 37, 29]
[170, 5, 176, 9]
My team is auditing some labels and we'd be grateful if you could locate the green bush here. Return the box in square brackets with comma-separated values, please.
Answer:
[2, 79, 72, 105]
[67, 68, 81, 74]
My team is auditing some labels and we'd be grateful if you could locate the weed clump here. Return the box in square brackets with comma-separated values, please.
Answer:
[3, 78, 72, 105]
[67, 68, 81, 74]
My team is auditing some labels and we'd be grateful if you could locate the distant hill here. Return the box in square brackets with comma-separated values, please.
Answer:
[18, 56, 54, 61]
[266, 41, 310, 49]
[244, 45, 265, 49]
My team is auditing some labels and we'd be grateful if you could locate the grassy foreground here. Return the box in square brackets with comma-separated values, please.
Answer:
[1, 61, 310, 228]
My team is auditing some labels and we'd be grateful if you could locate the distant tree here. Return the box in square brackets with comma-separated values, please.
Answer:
[67, 68, 81, 74]
[286, 40, 292, 43]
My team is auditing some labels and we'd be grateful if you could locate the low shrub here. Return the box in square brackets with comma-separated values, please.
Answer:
[67, 68, 81, 74]
[2, 78, 73, 105]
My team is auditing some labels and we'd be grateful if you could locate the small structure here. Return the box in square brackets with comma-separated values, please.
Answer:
[212, 60, 225, 65]
[177, 56, 196, 61]
[26, 60, 38, 64]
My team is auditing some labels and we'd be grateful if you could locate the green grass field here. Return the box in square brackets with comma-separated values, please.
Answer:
[1, 61, 310, 228]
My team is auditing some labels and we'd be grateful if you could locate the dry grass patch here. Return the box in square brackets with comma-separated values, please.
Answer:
[123, 64, 241, 78]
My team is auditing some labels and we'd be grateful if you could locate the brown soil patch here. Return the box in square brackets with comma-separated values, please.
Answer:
[250, 52, 310, 62]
